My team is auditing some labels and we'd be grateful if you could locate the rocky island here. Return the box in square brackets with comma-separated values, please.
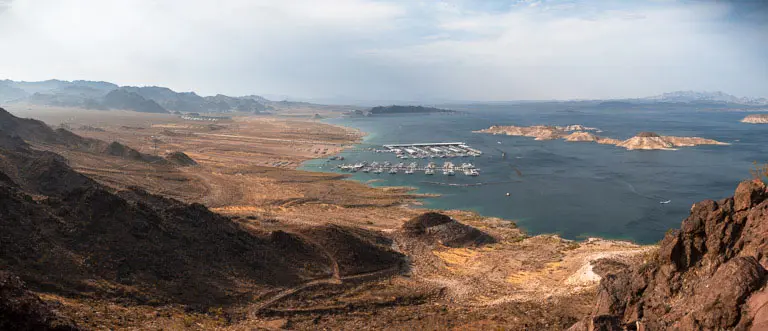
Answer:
[476, 125, 729, 150]
[345, 105, 455, 116]
[741, 114, 768, 124]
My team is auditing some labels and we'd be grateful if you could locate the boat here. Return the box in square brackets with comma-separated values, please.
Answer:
[425, 169, 434, 175]
[444, 169, 455, 176]
[405, 169, 414, 174]
[361, 167, 371, 173]
[373, 168, 382, 174]
[660, 200, 671, 204]
[467, 169, 479, 176]
[389, 169, 397, 174]
[427, 162, 436, 169]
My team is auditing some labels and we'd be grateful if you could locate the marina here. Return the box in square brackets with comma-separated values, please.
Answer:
[381, 142, 482, 158]
[326, 142, 484, 176]
[335, 160, 480, 176]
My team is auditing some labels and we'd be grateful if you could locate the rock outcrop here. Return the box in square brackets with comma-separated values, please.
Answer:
[742, 114, 768, 124]
[0, 271, 79, 331]
[165, 151, 198, 166]
[571, 180, 768, 330]
[476, 124, 728, 151]
[402, 212, 496, 247]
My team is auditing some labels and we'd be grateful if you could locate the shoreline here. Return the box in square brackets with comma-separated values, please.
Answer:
[298, 116, 650, 246]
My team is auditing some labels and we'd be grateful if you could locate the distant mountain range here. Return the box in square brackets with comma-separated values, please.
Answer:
[0, 79, 275, 114]
[642, 91, 768, 106]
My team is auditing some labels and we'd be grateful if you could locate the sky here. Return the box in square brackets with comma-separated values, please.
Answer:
[0, 0, 766, 102]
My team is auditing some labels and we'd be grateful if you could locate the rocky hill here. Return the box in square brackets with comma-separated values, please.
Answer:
[0, 107, 165, 163]
[0, 117, 406, 326]
[402, 212, 495, 247]
[742, 114, 768, 124]
[571, 180, 768, 330]
[102, 89, 168, 113]
[0, 79, 272, 114]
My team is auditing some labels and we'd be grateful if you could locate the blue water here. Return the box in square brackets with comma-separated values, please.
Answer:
[300, 104, 768, 244]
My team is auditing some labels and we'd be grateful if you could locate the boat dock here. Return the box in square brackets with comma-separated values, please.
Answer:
[381, 142, 482, 158]
[335, 161, 480, 176]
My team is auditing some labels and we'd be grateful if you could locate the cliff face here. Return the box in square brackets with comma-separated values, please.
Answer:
[571, 180, 768, 330]
[742, 114, 768, 124]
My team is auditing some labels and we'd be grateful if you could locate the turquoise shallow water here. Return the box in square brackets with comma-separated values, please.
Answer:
[300, 104, 768, 244]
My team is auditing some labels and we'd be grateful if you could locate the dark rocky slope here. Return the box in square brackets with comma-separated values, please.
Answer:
[0, 271, 79, 331]
[0, 111, 406, 321]
[402, 212, 496, 247]
[0, 107, 165, 163]
[571, 180, 768, 330]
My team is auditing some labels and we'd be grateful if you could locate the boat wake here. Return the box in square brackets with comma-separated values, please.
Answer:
[420, 180, 520, 187]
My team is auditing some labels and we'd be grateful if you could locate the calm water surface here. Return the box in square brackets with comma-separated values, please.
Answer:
[300, 105, 768, 244]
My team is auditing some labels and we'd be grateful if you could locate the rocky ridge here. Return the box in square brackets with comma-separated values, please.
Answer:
[571, 180, 768, 330]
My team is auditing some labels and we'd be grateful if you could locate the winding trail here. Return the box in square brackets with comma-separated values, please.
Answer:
[250, 231, 401, 316]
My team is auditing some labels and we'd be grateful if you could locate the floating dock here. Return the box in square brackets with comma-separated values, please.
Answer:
[381, 142, 482, 158]
[335, 161, 480, 176]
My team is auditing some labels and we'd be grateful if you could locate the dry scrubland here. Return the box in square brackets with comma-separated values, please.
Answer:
[2, 105, 651, 330]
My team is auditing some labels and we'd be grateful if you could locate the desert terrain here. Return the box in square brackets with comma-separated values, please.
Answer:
[1, 104, 652, 330]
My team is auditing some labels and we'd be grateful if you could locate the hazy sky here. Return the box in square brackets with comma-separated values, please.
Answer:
[0, 0, 766, 101]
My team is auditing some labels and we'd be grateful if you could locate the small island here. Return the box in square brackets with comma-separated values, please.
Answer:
[345, 105, 455, 117]
[741, 114, 768, 124]
[475, 125, 729, 150]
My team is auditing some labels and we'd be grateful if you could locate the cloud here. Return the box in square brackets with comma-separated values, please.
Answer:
[0, 0, 765, 101]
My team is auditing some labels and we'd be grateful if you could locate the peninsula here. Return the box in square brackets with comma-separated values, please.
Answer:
[475, 125, 729, 150]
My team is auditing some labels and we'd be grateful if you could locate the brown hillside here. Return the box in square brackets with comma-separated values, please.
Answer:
[0, 136, 404, 313]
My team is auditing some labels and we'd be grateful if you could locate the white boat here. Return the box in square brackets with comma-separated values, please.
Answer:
[427, 162, 436, 169]
[405, 169, 414, 174]
[389, 168, 397, 174]
[444, 169, 455, 176]
[362, 167, 371, 173]
[425, 169, 434, 175]
[373, 168, 382, 174]
[465, 169, 479, 176]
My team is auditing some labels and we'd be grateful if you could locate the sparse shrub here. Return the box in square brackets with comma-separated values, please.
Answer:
[750, 161, 768, 184]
